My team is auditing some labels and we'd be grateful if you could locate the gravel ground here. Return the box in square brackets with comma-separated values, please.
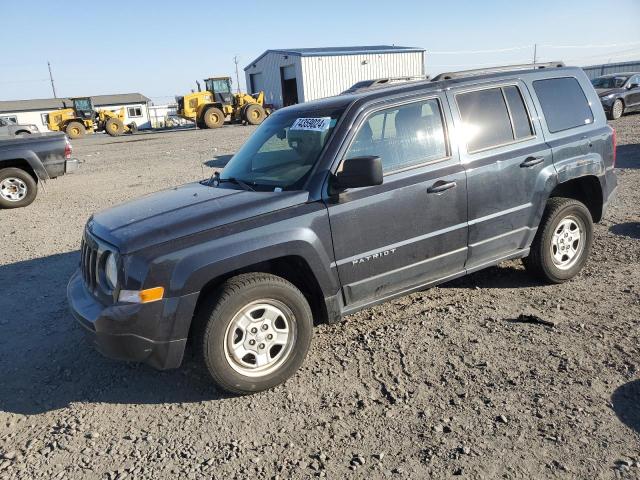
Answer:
[0, 115, 639, 480]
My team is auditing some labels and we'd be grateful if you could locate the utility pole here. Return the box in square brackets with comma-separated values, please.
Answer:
[233, 56, 241, 94]
[532, 44, 538, 65]
[47, 61, 57, 98]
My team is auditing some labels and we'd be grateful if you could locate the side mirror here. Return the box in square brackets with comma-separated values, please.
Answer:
[629, 83, 640, 90]
[334, 156, 383, 190]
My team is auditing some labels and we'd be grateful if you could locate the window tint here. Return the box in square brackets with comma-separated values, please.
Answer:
[503, 86, 533, 139]
[533, 77, 593, 133]
[345, 99, 447, 173]
[457, 88, 514, 152]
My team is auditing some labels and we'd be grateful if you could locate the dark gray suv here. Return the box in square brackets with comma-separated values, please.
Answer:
[68, 63, 617, 394]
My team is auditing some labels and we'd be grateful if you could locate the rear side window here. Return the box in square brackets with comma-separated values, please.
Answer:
[503, 86, 533, 139]
[346, 98, 448, 173]
[456, 86, 533, 153]
[533, 77, 594, 133]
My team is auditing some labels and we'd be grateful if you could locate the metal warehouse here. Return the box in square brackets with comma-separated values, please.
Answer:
[244, 45, 425, 108]
[0, 93, 152, 132]
[582, 59, 640, 80]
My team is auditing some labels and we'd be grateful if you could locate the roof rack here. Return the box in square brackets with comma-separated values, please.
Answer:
[341, 75, 430, 94]
[431, 61, 565, 82]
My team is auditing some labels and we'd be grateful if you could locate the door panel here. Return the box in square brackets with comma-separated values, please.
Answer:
[327, 161, 467, 306]
[447, 81, 554, 269]
[463, 143, 553, 267]
[325, 95, 468, 308]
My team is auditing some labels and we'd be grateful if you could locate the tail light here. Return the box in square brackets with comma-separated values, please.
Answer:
[612, 128, 617, 167]
[64, 138, 72, 159]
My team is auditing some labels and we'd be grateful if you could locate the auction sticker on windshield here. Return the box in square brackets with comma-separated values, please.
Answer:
[290, 117, 332, 132]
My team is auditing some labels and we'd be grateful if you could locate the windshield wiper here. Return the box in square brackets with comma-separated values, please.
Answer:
[208, 172, 255, 192]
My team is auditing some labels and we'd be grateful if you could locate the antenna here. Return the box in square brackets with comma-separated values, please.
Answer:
[233, 56, 241, 94]
[47, 61, 57, 98]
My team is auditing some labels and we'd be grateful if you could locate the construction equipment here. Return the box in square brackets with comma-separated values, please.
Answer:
[47, 97, 138, 139]
[176, 76, 269, 129]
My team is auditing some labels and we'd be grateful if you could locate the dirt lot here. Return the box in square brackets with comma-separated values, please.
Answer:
[1, 115, 639, 480]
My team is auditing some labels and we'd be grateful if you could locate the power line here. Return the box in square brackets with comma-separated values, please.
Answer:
[540, 40, 640, 49]
[428, 40, 640, 56]
[429, 46, 530, 54]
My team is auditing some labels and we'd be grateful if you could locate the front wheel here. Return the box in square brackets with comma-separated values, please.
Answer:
[195, 273, 313, 394]
[243, 104, 266, 125]
[105, 118, 125, 136]
[609, 99, 624, 120]
[523, 197, 593, 283]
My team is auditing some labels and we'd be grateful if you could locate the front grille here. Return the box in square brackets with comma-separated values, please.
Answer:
[80, 236, 99, 292]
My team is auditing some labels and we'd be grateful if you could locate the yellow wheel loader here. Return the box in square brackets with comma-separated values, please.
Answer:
[176, 77, 269, 129]
[47, 97, 137, 139]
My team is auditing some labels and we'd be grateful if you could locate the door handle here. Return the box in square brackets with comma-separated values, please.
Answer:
[520, 156, 545, 168]
[427, 180, 457, 194]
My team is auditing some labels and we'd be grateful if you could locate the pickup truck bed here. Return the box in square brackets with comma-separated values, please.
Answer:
[0, 132, 79, 208]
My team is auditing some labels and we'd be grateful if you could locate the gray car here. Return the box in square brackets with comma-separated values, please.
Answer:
[0, 117, 40, 137]
[68, 63, 617, 394]
[591, 72, 640, 119]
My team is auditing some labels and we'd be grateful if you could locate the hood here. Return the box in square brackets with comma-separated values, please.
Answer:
[596, 88, 622, 97]
[89, 182, 309, 253]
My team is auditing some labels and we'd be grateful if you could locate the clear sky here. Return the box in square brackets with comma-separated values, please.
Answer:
[2, 0, 639, 103]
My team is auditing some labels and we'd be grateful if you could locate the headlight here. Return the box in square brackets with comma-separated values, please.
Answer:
[602, 94, 615, 100]
[104, 252, 119, 290]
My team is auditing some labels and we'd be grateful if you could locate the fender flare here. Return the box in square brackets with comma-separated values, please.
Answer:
[0, 148, 49, 182]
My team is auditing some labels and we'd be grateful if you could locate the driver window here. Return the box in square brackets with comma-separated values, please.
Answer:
[345, 99, 448, 173]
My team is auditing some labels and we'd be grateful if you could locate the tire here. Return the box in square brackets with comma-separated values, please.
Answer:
[609, 99, 624, 120]
[202, 107, 225, 129]
[128, 122, 138, 134]
[0, 167, 37, 209]
[243, 104, 266, 125]
[523, 197, 593, 283]
[15, 131, 31, 137]
[105, 118, 125, 136]
[65, 121, 86, 139]
[195, 273, 313, 394]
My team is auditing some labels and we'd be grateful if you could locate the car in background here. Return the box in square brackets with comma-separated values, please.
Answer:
[0, 133, 78, 208]
[0, 117, 40, 137]
[591, 72, 640, 120]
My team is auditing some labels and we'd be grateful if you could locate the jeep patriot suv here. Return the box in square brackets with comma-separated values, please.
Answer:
[68, 63, 617, 394]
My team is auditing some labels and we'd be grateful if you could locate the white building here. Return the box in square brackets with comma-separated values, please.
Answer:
[244, 45, 425, 108]
[0, 93, 152, 131]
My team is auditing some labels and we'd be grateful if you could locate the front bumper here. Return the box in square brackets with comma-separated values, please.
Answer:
[67, 270, 198, 369]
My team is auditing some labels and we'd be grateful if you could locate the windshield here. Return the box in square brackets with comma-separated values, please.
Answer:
[220, 107, 344, 191]
[206, 78, 231, 93]
[74, 98, 92, 111]
[591, 76, 629, 89]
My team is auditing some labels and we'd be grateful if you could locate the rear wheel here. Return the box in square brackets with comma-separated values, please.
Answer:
[609, 99, 624, 120]
[65, 121, 86, 139]
[128, 122, 138, 134]
[243, 104, 266, 125]
[523, 197, 593, 283]
[195, 273, 313, 394]
[15, 131, 31, 137]
[105, 118, 125, 136]
[0, 167, 37, 209]
[202, 107, 225, 129]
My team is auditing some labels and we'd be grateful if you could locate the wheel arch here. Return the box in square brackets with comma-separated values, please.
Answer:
[0, 159, 38, 182]
[192, 254, 329, 326]
[548, 175, 603, 222]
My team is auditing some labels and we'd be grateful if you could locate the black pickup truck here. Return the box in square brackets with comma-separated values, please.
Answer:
[68, 63, 617, 394]
[0, 133, 79, 208]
